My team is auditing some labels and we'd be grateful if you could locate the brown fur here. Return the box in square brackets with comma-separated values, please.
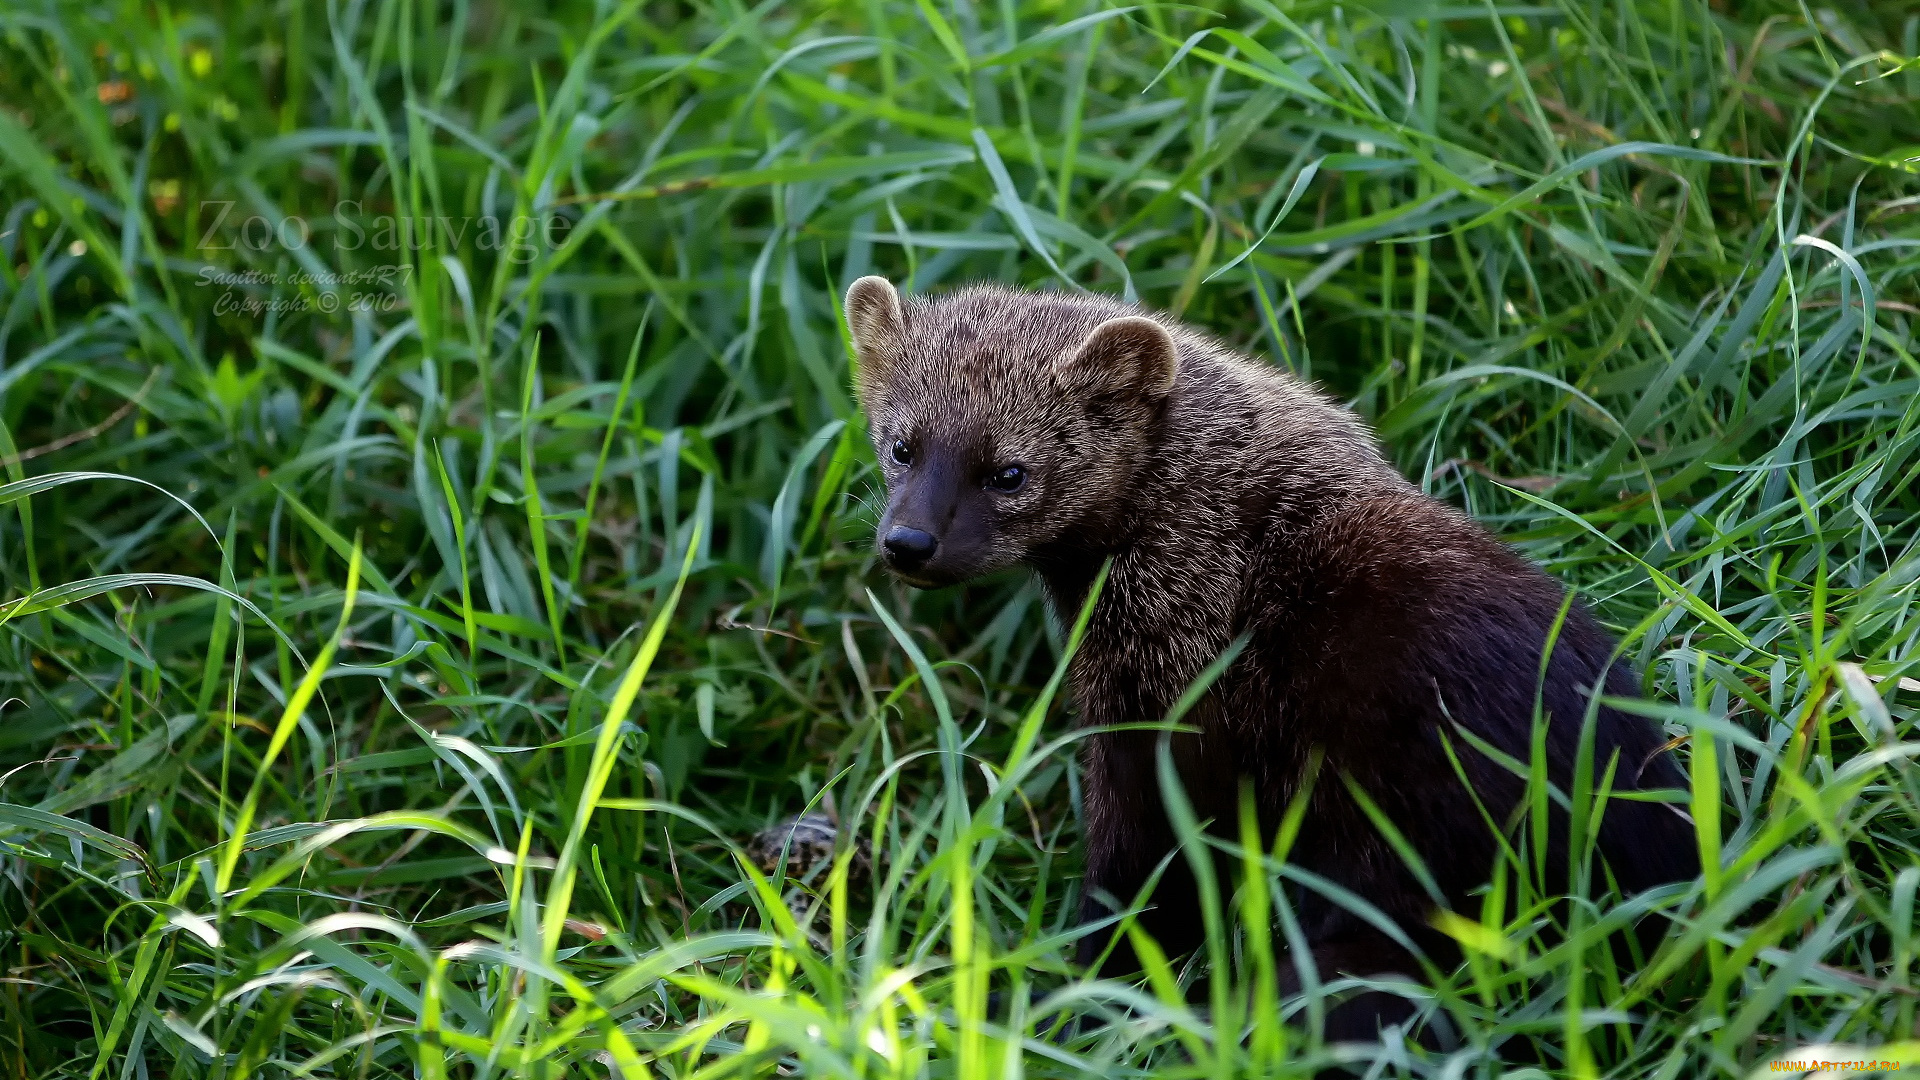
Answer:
[845, 277, 1697, 1044]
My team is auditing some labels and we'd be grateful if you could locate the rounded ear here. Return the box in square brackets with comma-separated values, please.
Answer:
[844, 276, 905, 393]
[1055, 315, 1178, 397]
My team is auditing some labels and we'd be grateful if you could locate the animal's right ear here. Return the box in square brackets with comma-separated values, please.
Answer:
[844, 276, 905, 398]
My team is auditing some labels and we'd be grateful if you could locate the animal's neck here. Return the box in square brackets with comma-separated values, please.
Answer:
[1030, 550, 1106, 629]
[1030, 387, 1401, 620]
[1028, 348, 1412, 625]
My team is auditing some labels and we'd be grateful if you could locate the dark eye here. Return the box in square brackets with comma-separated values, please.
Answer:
[987, 464, 1026, 493]
[891, 440, 913, 466]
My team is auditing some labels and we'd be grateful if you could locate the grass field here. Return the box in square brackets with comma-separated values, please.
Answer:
[2, 0, 1918, 1075]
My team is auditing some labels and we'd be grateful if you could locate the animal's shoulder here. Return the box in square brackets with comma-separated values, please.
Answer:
[1296, 492, 1543, 602]
[1247, 492, 1597, 674]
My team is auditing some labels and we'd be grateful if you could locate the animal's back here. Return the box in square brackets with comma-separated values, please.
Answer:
[1231, 487, 1697, 925]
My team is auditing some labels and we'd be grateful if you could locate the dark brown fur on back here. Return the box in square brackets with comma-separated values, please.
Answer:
[844, 278, 1697, 1041]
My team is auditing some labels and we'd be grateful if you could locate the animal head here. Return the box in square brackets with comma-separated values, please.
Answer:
[844, 276, 1178, 588]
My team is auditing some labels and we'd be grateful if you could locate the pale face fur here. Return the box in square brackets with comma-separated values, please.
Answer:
[844, 277, 1178, 588]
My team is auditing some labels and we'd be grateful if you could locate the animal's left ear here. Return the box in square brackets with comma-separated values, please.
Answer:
[1055, 315, 1178, 398]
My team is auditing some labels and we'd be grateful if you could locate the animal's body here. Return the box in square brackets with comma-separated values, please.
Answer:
[843, 277, 1697, 1039]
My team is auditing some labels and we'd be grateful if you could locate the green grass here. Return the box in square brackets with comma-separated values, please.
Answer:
[1, 0, 1918, 1075]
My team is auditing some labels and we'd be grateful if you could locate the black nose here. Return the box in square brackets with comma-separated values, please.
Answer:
[883, 525, 938, 570]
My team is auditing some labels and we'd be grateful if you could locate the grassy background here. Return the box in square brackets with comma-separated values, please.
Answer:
[2, 0, 1919, 1075]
